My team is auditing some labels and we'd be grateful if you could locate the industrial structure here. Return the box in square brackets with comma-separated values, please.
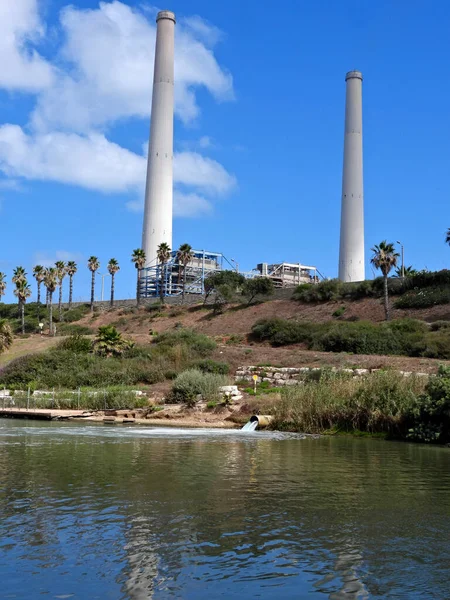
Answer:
[140, 251, 319, 297]
[338, 70, 365, 282]
[142, 10, 176, 267]
[138, 8, 320, 298]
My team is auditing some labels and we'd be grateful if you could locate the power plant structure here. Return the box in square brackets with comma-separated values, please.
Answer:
[142, 10, 176, 267]
[338, 70, 365, 282]
[140, 11, 369, 296]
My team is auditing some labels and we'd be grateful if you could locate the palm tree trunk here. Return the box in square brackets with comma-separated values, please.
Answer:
[49, 292, 53, 335]
[111, 273, 115, 307]
[384, 275, 390, 321]
[21, 301, 25, 335]
[136, 270, 141, 307]
[59, 282, 63, 321]
[182, 264, 186, 303]
[37, 281, 41, 322]
[69, 275, 73, 308]
[90, 271, 95, 312]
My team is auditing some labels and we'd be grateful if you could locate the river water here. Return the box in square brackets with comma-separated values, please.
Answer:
[0, 421, 449, 599]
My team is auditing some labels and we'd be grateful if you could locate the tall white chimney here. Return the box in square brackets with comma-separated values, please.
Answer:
[338, 70, 365, 282]
[142, 10, 176, 265]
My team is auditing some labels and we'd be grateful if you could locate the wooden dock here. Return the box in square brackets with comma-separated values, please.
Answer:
[0, 408, 89, 421]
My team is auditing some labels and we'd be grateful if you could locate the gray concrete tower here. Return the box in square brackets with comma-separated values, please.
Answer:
[142, 10, 176, 265]
[338, 70, 365, 282]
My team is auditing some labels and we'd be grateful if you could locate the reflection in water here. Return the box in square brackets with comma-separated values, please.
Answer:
[0, 421, 449, 599]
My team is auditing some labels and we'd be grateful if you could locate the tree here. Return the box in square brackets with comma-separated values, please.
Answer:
[0, 319, 13, 354]
[370, 241, 399, 321]
[242, 277, 275, 305]
[33, 265, 45, 321]
[66, 261, 78, 308]
[176, 243, 194, 302]
[394, 265, 417, 278]
[93, 325, 132, 357]
[12, 267, 27, 319]
[44, 267, 58, 335]
[13, 279, 32, 334]
[107, 258, 120, 307]
[446, 228, 450, 246]
[88, 256, 100, 312]
[131, 249, 146, 307]
[204, 270, 246, 304]
[156, 243, 171, 304]
[0, 272, 6, 303]
[55, 260, 67, 322]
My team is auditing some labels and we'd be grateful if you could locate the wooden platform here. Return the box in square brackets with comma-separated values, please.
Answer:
[0, 408, 87, 421]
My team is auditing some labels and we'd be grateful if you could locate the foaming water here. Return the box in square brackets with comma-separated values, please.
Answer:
[0, 420, 449, 599]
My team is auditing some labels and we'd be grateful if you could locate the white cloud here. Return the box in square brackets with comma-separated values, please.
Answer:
[0, 1, 237, 218]
[199, 136, 213, 149]
[0, 0, 54, 92]
[182, 15, 224, 47]
[31, 1, 233, 131]
[0, 127, 235, 214]
[33, 250, 84, 268]
[0, 125, 145, 193]
[174, 152, 236, 196]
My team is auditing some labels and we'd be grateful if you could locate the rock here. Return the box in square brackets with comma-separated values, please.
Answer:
[354, 369, 368, 376]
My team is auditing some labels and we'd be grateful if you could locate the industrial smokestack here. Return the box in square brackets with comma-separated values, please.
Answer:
[338, 70, 365, 282]
[142, 10, 176, 265]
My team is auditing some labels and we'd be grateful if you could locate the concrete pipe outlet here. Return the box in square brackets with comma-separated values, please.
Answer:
[250, 415, 273, 429]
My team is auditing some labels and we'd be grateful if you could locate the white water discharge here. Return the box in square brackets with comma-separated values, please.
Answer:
[241, 420, 258, 432]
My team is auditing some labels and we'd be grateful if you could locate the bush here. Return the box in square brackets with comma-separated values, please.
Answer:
[271, 371, 427, 435]
[167, 369, 228, 406]
[192, 359, 230, 375]
[429, 320, 450, 331]
[55, 334, 92, 353]
[0, 319, 13, 353]
[332, 306, 346, 318]
[251, 317, 450, 359]
[153, 328, 216, 356]
[394, 287, 450, 309]
[57, 323, 93, 336]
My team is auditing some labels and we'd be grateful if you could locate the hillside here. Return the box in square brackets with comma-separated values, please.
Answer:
[1, 296, 449, 375]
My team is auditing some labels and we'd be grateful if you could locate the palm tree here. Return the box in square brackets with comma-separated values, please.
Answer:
[13, 279, 32, 334]
[33, 265, 45, 321]
[0, 319, 13, 353]
[157, 243, 171, 304]
[370, 241, 399, 321]
[107, 259, 120, 307]
[0, 272, 6, 303]
[12, 267, 27, 318]
[131, 249, 146, 307]
[12, 266, 26, 285]
[44, 268, 58, 335]
[66, 261, 78, 308]
[176, 243, 194, 303]
[394, 265, 417, 278]
[87, 256, 100, 312]
[55, 260, 67, 322]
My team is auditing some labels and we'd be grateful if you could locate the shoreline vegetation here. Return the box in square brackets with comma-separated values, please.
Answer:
[1, 267, 450, 445]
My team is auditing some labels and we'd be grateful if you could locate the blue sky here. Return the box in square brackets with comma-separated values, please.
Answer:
[0, 0, 449, 302]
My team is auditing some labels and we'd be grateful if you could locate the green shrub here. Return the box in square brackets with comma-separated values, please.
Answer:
[251, 317, 450, 358]
[55, 334, 92, 353]
[241, 277, 274, 304]
[167, 369, 228, 406]
[153, 328, 216, 356]
[57, 323, 93, 336]
[332, 306, 346, 318]
[394, 287, 450, 309]
[429, 320, 450, 331]
[193, 359, 230, 375]
[272, 371, 427, 435]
